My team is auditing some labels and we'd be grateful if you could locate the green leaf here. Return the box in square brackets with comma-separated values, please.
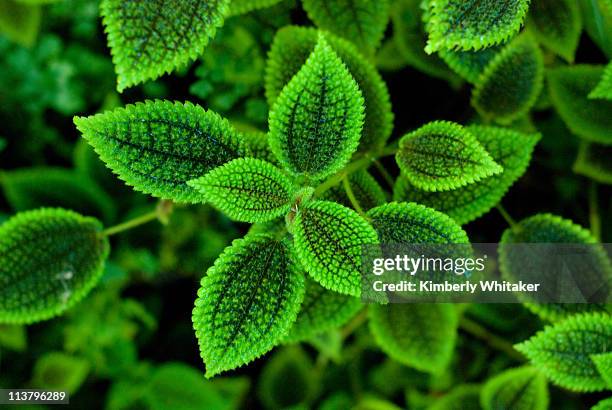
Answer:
[268, 36, 365, 182]
[292, 200, 379, 296]
[240, 130, 278, 165]
[32, 352, 90, 394]
[0, 324, 27, 351]
[321, 170, 386, 211]
[367, 202, 469, 244]
[257, 347, 316, 409]
[515, 313, 612, 392]
[394, 126, 540, 225]
[591, 353, 612, 388]
[480, 366, 549, 410]
[578, 0, 612, 58]
[396, 121, 503, 192]
[500, 213, 611, 322]
[368, 303, 459, 374]
[392, 0, 461, 85]
[430, 384, 481, 410]
[265, 26, 393, 152]
[472, 34, 545, 124]
[574, 141, 612, 184]
[228, 0, 283, 16]
[589, 62, 612, 100]
[1, 167, 116, 224]
[284, 279, 362, 343]
[302, 0, 391, 53]
[0, 0, 41, 47]
[424, 0, 531, 53]
[100, 0, 230, 91]
[439, 47, 501, 84]
[188, 158, 296, 223]
[74, 101, 248, 203]
[548, 65, 612, 144]
[593, 397, 612, 410]
[0, 208, 110, 324]
[529, 0, 582, 62]
[193, 234, 305, 377]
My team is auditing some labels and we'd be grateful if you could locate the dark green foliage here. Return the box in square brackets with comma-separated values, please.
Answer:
[1, 167, 116, 223]
[100, 0, 230, 91]
[188, 158, 296, 223]
[269, 36, 365, 182]
[0, 0, 41, 47]
[429, 385, 481, 410]
[265, 26, 393, 152]
[548, 65, 612, 144]
[302, 0, 391, 53]
[0, 208, 109, 324]
[439, 47, 500, 84]
[32, 352, 90, 394]
[573, 142, 612, 184]
[590, 62, 612, 100]
[284, 279, 362, 343]
[74, 101, 248, 203]
[229, 0, 284, 16]
[367, 202, 469, 244]
[515, 313, 612, 392]
[292, 200, 379, 296]
[424, 0, 531, 53]
[394, 126, 540, 225]
[472, 34, 545, 124]
[193, 234, 305, 377]
[396, 121, 502, 192]
[480, 366, 549, 410]
[369, 304, 459, 374]
[321, 170, 386, 211]
[257, 347, 316, 409]
[500, 213, 612, 321]
[240, 131, 278, 164]
[529, 0, 582, 62]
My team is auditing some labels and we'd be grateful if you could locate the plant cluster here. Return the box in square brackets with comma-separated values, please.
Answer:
[0, 0, 611, 409]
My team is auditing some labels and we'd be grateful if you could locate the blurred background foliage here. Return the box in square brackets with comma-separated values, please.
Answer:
[0, 0, 610, 409]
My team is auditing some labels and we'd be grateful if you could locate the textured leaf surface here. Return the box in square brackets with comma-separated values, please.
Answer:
[424, 0, 531, 53]
[394, 126, 540, 225]
[269, 37, 364, 182]
[193, 234, 304, 377]
[100, 0, 230, 91]
[302, 0, 391, 53]
[0, 0, 40, 47]
[241, 130, 278, 165]
[515, 313, 612, 392]
[591, 352, 612, 388]
[265, 26, 393, 152]
[368, 303, 458, 373]
[472, 35, 544, 124]
[396, 121, 502, 192]
[293, 200, 379, 296]
[1, 167, 116, 223]
[573, 142, 612, 184]
[74, 101, 247, 203]
[430, 385, 481, 410]
[367, 202, 469, 244]
[228, 0, 283, 16]
[439, 47, 500, 84]
[529, 0, 582, 62]
[257, 347, 316, 409]
[0, 209, 109, 324]
[321, 170, 386, 211]
[593, 397, 612, 410]
[589, 62, 612, 100]
[284, 279, 362, 343]
[548, 65, 612, 144]
[480, 366, 548, 410]
[500, 214, 611, 322]
[188, 158, 295, 223]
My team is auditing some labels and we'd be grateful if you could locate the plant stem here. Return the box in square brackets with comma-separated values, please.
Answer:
[343, 176, 366, 217]
[340, 308, 368, 341]
[315, 155, 375, 196]
[496, 204, 517, 228]
[589, 181, 601, 241]
[102, 200, 174, 237]
[459, 316, 524, 361]
[373, 159, 395, 190]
